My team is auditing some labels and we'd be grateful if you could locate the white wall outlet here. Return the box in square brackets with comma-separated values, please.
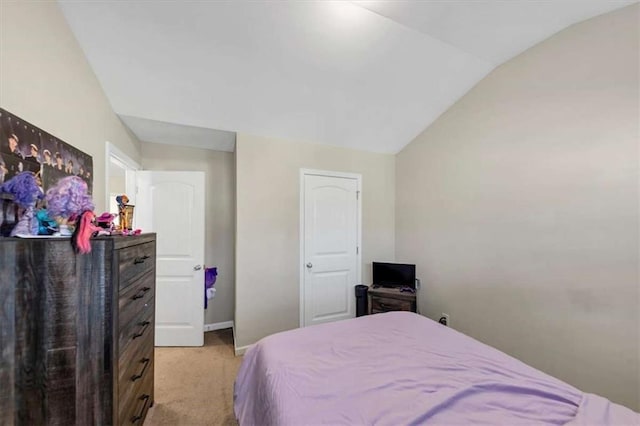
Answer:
[439, 313, 450, 327]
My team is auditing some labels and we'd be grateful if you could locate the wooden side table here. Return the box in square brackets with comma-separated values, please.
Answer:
[368, 286, 417, 314]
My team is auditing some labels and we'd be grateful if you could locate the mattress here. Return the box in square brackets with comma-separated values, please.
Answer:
[234, 312, 639, 425]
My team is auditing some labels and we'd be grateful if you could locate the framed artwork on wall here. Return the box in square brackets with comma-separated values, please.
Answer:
[0, 107, 94, 236]
[0, 108, 93, 193]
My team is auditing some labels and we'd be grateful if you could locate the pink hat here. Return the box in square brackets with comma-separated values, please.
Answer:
[96, 212, 115, 222]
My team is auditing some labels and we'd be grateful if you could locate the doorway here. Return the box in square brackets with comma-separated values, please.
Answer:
[300, 169, 362, 328]
[105, 141, 140, 224]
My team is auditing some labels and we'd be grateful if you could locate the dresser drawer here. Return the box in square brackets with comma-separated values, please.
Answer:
[118, 242, 155, 290]
[118, 357, 154, 425]
[118, 331, 154, 421]
[118, 328, 154, 389]
[371, 296, 413, 313]
[119, 270, 155, 332]
[119, 301, 154, 359]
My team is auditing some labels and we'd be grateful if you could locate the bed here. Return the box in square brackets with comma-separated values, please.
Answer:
[234, 312, 638, 425]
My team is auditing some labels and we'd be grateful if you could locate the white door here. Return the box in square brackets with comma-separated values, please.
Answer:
[134, 171, 205, 346]
[301, 171, 361, 327]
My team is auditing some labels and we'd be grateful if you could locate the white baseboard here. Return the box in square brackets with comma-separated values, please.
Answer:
[234, 345, 251, 356]
[204, 320, 234, 332]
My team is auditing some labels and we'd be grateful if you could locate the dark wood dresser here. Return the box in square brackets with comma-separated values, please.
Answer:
[368, 286, 417, 314]
[0, 234, 156, 425]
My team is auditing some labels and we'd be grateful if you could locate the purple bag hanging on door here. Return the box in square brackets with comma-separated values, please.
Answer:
[204, 267, 217, 309]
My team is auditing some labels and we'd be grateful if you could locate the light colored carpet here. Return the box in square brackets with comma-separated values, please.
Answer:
[145, 329, 243, 426]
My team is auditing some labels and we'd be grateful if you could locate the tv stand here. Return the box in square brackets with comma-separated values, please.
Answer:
[368, 287, 417, 314]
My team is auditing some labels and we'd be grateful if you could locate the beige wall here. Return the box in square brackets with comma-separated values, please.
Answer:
[108, 175, 126, 196]
[396, 5, 639, 410]
[141, 142, 236, 324]
[0, 2, 140, 212]
[235, 134, 395, 348]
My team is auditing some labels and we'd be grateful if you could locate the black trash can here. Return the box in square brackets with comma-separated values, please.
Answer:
[355, 285, 369, 317]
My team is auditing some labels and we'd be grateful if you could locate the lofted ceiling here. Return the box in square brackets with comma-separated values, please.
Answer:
[58, 0, 635, 154]
[120, 115, 236, 152]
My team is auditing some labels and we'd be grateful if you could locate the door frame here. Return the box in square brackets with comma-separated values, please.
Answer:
[105, 141, 141, 208]
[299, 168, 362, 328]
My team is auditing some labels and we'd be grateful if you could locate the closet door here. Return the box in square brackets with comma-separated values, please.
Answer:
[301, 171, 361, 327]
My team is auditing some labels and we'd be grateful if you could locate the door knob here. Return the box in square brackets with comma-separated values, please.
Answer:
[306, 263, 313, 268]
[194, 265, 202, 271]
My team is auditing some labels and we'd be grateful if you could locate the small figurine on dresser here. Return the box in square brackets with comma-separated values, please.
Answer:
[116, 194, 135, 231]
[35, 209, 58, 235]
[0, 171, 44, 236]
[45, 176, 94, 236]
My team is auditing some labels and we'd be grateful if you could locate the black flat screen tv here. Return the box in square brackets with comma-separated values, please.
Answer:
[372, 262, 416, 288]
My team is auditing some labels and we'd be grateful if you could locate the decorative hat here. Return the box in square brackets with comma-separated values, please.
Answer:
[97, 212, 115, 222]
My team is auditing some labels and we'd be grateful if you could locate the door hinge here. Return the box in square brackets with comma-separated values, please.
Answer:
[356, 246, 359, 255]
[356, 191, 360, 200]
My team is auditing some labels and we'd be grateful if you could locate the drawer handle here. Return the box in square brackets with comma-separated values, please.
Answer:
[134, 255, 150, 264]
[131, 357, 151, 382]
[131, 287, 151, 300]
[132, 321, 151, 339]
[130, 394, 151, 423]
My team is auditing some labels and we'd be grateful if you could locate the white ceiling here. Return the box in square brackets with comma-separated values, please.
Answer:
[58, 0, 635, 154]
[355, 1, 637, 66]
[120, 115, 236, 152]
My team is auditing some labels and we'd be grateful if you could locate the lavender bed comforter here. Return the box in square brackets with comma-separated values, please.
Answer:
[234, 312, 638, 425]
